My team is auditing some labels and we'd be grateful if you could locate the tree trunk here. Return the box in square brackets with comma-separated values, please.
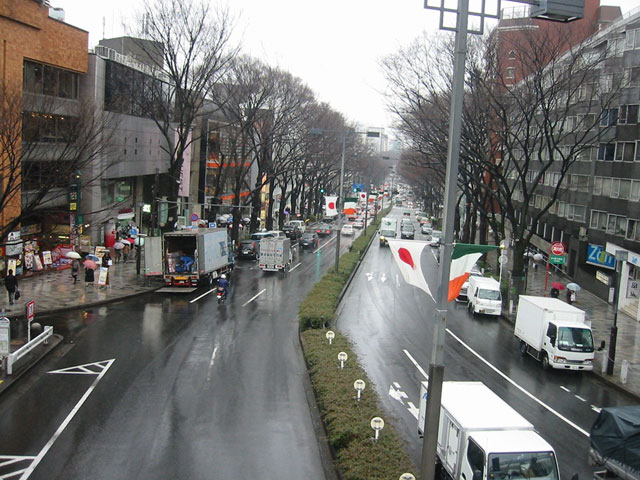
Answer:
[266, 177, 275, 230]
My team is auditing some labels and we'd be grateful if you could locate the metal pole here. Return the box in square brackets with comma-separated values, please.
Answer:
[420, 0, 468, 478]
[607, 254, 624, 374]
[335, 134, 346, 273]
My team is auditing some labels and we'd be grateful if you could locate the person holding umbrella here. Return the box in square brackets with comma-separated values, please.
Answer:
[550, 281, 564, 299]
[83, 258, 97, 285]
[566, 283, 580, 304]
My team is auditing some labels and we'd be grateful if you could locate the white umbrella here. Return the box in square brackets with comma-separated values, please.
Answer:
[65, 251, 81, 259]
[119, 239, 133, 244]
[533, 253, 544, 261]
[114, 241, 125, 250]
[566, 282, 581, 292]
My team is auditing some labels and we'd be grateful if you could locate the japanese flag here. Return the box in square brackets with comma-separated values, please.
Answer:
[359, 192, 366, 202]
[387, 240, 434, 301]
[324, 196, 338, 217]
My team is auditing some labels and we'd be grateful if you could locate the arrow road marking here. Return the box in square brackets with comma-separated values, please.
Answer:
[407, 401, 419, 420]
[366, 272, 374, 282]
[444, 330, 590, 437]
[20, 359, 115, 479]
[242, 288, 266, 307]
[380, 273, 387, 283]
[388, 383, 408, 404]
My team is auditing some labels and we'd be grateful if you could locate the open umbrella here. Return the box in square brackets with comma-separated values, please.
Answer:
[533, 253, 544, 261]
[566, 282, 581, 292]
[551, 281, 566, 290]
[83, 259, 98, 270]
[126, 238, 136, 245]
[119, 238, 132, 245]
[65, 251, 81, 259]
[114, 241, 125, 250]
[86, 254, 99, 261]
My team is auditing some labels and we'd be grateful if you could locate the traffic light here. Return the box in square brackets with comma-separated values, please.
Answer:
[320, 188, 325, 194]
[68, 172, 81, 211]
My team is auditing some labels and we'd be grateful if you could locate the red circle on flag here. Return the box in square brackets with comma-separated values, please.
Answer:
[328, 202, 335, 209]
[398, 248, 415, 269]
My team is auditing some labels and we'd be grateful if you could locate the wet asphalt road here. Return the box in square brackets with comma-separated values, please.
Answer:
[336, 208, 639, 480]
[0, 228, 357, 480]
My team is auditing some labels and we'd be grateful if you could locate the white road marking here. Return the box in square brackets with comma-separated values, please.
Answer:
[404, 349, 430, 380]
[316, 236, 336, 252]
[48, 360, 111, 375]
[366, 272, 374, 282]
[591, 405, 602, 413]
[407, 401, 419, 420]
[431, 250, 438, 262]
[575, 395, 587, 402]
[21, 359, 115, 479]
[207, 345, 218, 382]
[289, 262, 302, 272]
[242, 288, 266, 307]
[560, 386, 571, 393]
[189, 288, 217, 304]
[396, 274, 401, 287]
[445, 329, 590, 437]
[389, 383, 408, 404]
[380, 273, 387, 283]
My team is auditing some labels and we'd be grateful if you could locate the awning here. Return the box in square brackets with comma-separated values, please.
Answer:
[117, 213, 135, 220]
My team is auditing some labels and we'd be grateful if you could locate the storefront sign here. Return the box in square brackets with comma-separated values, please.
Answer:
[7, 231, 20, 241]
[596, 270, 611, 285]
[20, 224, 41, 236]
[587, 244, 616, 270]
[628, 280, 639, 299]
[42, 251, 52, 265]
[5, 241, 23, 256]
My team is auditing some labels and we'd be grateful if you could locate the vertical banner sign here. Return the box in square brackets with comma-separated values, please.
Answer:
[26, 301, 35, 342]
[0, 317, 10, 356]
[178, 130, 192, 198]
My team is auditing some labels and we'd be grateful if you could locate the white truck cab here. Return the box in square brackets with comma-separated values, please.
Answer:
[467, 276, 502, 316]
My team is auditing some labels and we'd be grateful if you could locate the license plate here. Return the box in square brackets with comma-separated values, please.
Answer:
[174, 276, 187, 280]
[243, 250, 250, 254]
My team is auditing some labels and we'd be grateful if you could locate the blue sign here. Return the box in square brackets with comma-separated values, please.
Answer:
[129, 228, 138, 236]
[587, 244, 615, 270]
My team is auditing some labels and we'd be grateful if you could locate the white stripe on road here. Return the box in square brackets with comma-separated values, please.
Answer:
[20, 359, 115, 479]
[290, 262, 302, 272]
[403, 349, 430, 380]
[591, 405, 602, 413]
[207, 345, 218, 382]
[190, 288, 217, 304]
[445, 329, 589, 437]
[575, 395, 587, 402]
[315, 236, 336, 252]
[242, 288, 266, 307]
[560, 386, 571, 393]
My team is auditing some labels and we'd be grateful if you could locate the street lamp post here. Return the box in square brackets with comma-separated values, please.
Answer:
[335, 135, 346, 273]
[607, 250, 628, 375]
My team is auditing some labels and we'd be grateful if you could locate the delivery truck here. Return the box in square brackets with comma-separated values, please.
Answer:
[589, 406, 640, 480]
[515, 295, 595, 371]
[418, 381, 560, 480]
[259, 237, 292, 272]
[160, 228, 233, 292]
[379, 217, 397, 247]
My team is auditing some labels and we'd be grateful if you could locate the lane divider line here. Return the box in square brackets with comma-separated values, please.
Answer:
[445, 329, 590, 437]
[207, 345, 218, 382]
[190, 288, 217, 304]
[242, 288, 266, 307]
[290, 262, 302, 272]
[560, 386, 571, 393]
[403, 349, 430, 380]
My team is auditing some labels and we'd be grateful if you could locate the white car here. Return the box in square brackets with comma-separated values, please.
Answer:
[421, 225, 433, 235]
[353, 219, 364, 229]
[341, 224, 355, 236]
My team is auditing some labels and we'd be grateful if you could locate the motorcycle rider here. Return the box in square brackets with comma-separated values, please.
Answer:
[217, 274, 229, 298]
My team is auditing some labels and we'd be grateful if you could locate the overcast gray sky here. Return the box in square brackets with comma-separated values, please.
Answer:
[58, 0, 638, 131]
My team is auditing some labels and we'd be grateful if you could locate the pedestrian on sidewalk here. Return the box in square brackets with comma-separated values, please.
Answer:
[550, 287, 560, 298]
[4, 269, 18, 305]
[122, 243, 130, 263]
[114, 248, 121, 264]
[102, 252, 112, 288]
[84, 264, 95, 285]
[71, 259, 80, 284]
[566, 289, 576, 304]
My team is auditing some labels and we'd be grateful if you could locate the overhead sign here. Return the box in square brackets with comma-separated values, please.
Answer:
[587, 244, 615, 270]
[596, 270, 611, 285]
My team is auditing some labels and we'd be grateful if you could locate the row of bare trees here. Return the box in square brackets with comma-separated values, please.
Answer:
[382, 21, 621, 294]
[0, 0, 384, 243]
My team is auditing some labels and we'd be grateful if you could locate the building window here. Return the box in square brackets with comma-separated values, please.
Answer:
[598, 143, 615, 161]
[506, 67, 515, 79]
[600, 108, 618, 127]
[619, 105, 639, 124]
[22, 112, 78, 143]
[602, 177, 612, 196]
[615, 142, 636, 162]
[590, 210, 608, 230]
[557, 201, 566, 217]
[627, 219, 640, 241]
[625, 29, 640, 50]
[620, 179, 632, 199]
[600, 74, 613, 93]
[567, 204, 586, 222]
[22, 60, 79, 99]
[632, 181, 640, 201]
[607, 214, 627, 236]
[626, 67, 640, 87]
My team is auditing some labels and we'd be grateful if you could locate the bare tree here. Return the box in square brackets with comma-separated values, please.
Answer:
[128, 0, 238, 230]
[0, 82, 116, 241]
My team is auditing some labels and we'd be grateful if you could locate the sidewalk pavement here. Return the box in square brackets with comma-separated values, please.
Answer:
[1, 259, 162, 395]
[514, 265, 640, 399]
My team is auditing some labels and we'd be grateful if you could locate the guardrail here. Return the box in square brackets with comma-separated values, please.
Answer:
[4, 326, 53, 375]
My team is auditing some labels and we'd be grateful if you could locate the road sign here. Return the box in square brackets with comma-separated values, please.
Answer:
[190, 213, 199, 222]
[26, 300, 35, 323]
[0, 317, 10, 355]
[549, 254, 566, 265]
[499, 255, 508, 265]
[550, 242, 565, 256]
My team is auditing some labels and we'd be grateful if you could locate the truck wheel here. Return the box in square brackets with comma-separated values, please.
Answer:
[519, 341, 527, 356]
[541, 353, 550, 370]
[468, 302, 475, 316]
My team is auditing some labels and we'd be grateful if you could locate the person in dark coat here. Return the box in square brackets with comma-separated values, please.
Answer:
[71, 259, 80, 284]
[84, 265, 95, 285]
[550, 287, 560, 298]
[4, 269, 18, 304]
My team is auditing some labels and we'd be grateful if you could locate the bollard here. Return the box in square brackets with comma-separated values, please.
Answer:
[621, 360, 630, 384]
[601, 351, 608, 374]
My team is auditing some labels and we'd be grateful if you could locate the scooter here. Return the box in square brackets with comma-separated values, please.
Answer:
[216, 286, 227, 304]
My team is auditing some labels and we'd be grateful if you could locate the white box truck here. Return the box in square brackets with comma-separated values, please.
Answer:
[515, 295, 595, 371]
[379, 217, 397, 247]
[467, 276, 502, 316]
[418, 381, 560, 480]
[259, 237, 292, 272]
[160, 228, 233, 292]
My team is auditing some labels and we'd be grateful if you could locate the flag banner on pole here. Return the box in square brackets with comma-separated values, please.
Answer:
[387, 240, 434, 301]
[343, 200, 357, 215]
[448, 243, 499, 302]
[324, 196, 337, 217]
[359, 192, 366, 202]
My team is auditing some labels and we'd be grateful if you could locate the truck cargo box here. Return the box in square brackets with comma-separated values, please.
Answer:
[590, 406, 640, 480]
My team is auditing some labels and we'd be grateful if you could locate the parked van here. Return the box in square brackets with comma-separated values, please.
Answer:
[467, 276, 501, 316]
